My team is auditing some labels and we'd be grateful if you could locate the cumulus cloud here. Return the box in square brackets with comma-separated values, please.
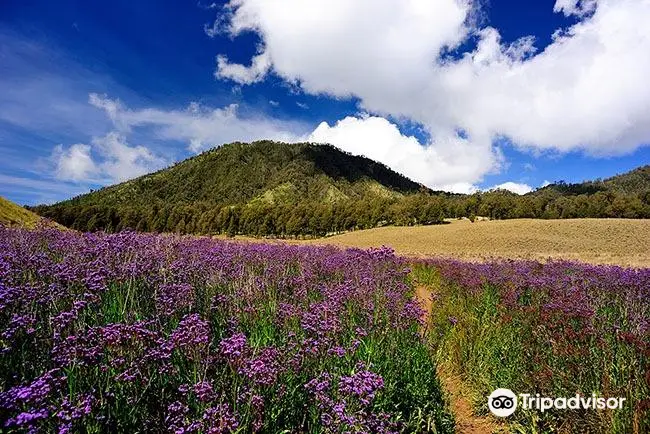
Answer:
[52, 132, 167, 183]
[488, 181, 534, 195]
[210, 0, 650, 179]
[87, 93, 502, 191]
[93, 132, 167, 182]
[308, 115, 498, 193]
[554, 0, 598, 17]
[46, 93, 315, 184]
[88, 93, 306, 152]
[52, 143, 98, 181]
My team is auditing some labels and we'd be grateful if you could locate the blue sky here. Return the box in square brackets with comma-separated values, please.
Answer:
[1, 0, 649, 205]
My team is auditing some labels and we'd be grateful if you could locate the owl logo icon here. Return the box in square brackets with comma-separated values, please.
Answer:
[488, 388, 517, 417]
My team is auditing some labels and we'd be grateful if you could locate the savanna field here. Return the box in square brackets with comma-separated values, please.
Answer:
[1, 226, 648, 433]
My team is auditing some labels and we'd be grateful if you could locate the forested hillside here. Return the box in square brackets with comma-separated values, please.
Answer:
[32, 141, 446, 236]
[520, 165, 650, 219]
[31, 141, 650, 237]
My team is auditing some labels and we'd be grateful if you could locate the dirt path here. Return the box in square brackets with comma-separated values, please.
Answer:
[437, 366, 506, 434]
[416, 285, 506, 434]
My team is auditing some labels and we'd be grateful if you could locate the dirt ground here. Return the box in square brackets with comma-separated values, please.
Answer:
[278, 218, 650, 267]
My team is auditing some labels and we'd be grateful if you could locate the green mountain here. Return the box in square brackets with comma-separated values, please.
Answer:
[55, 141, 425, 207]
[32, 141, 442, 236]
[31, 142, 650, 236]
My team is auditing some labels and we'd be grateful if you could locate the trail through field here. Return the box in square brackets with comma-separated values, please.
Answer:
[416, 284, 505, 434]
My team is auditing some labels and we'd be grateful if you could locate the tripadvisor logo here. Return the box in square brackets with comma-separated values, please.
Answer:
[488, 388, 517, 417]
[488, 388, 626, 417]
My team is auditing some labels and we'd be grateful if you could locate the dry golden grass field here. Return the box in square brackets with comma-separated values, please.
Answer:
[247, 219, 650, 267]
[0, 196, 43, 228]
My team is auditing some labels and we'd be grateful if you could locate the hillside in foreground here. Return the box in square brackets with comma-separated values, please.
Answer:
[31, 141, 650, 236]
[0, 196, 50, 228]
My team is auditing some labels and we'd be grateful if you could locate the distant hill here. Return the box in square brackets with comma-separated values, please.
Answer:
[0, 196, 53, 228]
[603, 165, 650, 193]
[533, 165, 650, 196]
[31, 142, 650, 236]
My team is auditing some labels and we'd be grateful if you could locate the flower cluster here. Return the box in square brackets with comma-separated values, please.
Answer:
[339, 363, 385, 406]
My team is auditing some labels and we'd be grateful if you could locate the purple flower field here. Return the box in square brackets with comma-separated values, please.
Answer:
[0, 227, 452, 433]
[1, 226, 648, 433]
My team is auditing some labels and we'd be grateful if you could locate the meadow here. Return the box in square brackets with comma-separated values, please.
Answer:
[1, 226, 648, 433]
[297, 218, 650, 267]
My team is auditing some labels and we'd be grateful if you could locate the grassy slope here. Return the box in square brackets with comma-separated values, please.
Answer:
[0, 196, 44, 228]
[278, 218, 650, 267]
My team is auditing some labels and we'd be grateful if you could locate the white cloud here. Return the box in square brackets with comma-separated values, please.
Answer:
[52, 143, 98, 181]
[0, 174, 92, 205]
[51, 132, 167, 183]
[0, 174, 86, 195]
[92, 132, 166, 182]
[488, 181, 534, 195]
[210, 0, 650, 179]
[541, 180, 552, 187]
[269, 100, 279, 106]
[216, 51, 271, 84]
[308, 115, 499, 193]
[88, 93, 121, 119]
[88, 93, 306, 152]
[554, 0, 598, 17]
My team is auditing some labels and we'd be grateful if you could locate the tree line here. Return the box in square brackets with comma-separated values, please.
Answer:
[33, 187, 650, 237]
